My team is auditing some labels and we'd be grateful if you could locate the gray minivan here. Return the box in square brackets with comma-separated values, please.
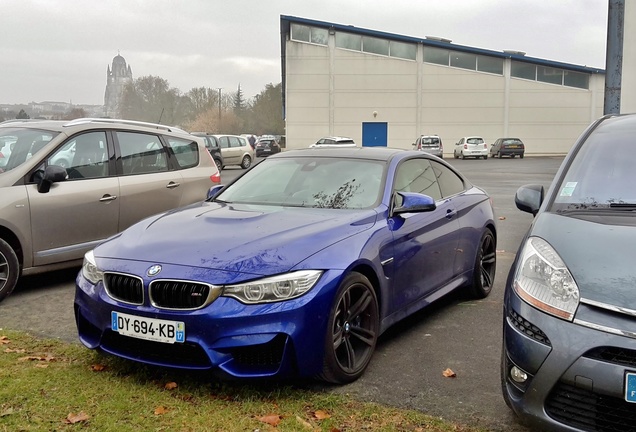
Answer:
[0, 118, 219, 302]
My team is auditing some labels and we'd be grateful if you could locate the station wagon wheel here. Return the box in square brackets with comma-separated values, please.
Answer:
[0, 238, 19, 303]
[469, 228, 496, 299]
[320, 272, 379, 384]
[241, 155, 252, 169]
[214, 158, 222, 172]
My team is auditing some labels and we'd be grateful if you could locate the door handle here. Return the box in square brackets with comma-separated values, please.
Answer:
[99, 194, 117, 202]
[166, 182, 181, 189]
[445, 209, 457, 219]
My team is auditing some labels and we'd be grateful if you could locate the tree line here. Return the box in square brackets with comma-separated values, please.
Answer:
[119, 77, 284, 136]
[2, 77, 285, 137]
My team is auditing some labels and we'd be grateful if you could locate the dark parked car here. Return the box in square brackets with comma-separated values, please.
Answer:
[75, 147, 496, 383]
[501, 114, 636, 431]
[490, 138, 525, 158]
[191, 132, 224, 171]
[255, 138, 281, 157]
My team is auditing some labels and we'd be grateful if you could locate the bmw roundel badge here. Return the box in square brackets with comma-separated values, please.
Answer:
[147, 265, 162, 277]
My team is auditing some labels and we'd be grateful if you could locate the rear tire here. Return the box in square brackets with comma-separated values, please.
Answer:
[520, 154, 524, 159]
[468, 228, 496, 299]
[320, 272, 379, 384]
[240, 155, 252, 169]
[0, 238, 19, 303]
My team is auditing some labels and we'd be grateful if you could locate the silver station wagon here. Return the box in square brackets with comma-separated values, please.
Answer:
[0, 118, 220, 302]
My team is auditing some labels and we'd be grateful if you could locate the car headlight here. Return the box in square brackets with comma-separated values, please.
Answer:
[222, 270, 323, 304]
[513, 236, 579, 321]
[82, 250, 104, 285]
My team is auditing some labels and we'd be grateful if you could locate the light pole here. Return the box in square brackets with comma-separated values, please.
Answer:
[217, 88, 222, 131]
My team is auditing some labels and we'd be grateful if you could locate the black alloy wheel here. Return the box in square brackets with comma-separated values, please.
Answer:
[469, 228, 496, 299]
[320, 272, 379, 384]
[0, 238, 19, 303]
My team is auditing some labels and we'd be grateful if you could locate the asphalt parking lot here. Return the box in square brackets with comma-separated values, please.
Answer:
[0, 155, 564, 432]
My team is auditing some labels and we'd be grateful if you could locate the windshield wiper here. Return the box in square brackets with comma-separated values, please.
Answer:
[609, 203, 636, 210]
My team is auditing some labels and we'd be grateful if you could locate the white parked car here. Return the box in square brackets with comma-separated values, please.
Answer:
[310, 136, 356, 148]
[453, 136, 488, 159]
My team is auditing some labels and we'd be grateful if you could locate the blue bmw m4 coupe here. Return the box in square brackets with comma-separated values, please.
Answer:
[75, 147, 496, 383]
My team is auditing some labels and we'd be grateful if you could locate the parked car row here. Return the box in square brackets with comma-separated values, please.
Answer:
[0, 118, 220, 302]
[411, 135, 525, 160]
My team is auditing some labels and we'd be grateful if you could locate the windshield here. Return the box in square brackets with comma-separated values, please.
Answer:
[552, 123, 636, 211]
[216, 157, 385, 209]
[0, 127, 58, 173]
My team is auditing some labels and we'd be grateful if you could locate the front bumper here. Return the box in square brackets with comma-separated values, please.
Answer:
[74, 264, 341, 379]
[502, 288, 636, 431]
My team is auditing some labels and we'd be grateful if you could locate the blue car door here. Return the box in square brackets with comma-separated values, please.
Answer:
[387, 158, 461, 314]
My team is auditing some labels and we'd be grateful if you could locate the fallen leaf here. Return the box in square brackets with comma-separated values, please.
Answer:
[330, 428, 342, 432]
[90, 364, 107, 371]
[498, 216, 506, 220]
[0, 407, 14, 417]
[34, 363, 49, 368]
[296, 415, 313, 429]
[154, 406, 168, 415]
[65, 411, 90, 424]
[4, 348, 26, 353]
[164, 381, 178, 390]
[442, 368, 456, 378]
[496, 249, 506, 254]
[313, 410, 331, 420]
[257, 414, 282, 427]
[0, 336, 9, 345]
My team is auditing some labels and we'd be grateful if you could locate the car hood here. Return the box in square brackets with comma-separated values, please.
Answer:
[532, 211, 636, 309]
[95, 201, 378, 276]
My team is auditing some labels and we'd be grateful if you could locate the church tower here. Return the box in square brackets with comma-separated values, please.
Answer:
[104, 53, 133, 118]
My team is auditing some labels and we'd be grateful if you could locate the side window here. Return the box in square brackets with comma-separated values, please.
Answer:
[165, 137, 199, 169]
[238, 137, 248, 148]
[229, 136, 241, 148]
[53, 131, 109, 179]
[219, 136, 230, 148]
[117, 132, 168, 175]
[430, 160, 465, 197]
[207, 136, 219, 149]
[394, 158, 442, 201]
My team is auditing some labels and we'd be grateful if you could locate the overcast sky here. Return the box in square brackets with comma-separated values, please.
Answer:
[0, 0, 608, 106]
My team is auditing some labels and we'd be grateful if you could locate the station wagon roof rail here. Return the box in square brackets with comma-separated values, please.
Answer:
[64, 118, 187, 133]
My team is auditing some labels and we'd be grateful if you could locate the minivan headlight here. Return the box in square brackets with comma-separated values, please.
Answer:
[222, 270, 323, 304]
[82, 250, 104, 285]
[513, 236, 579, 321]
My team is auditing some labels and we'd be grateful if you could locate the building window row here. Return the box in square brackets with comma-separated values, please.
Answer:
[290, 24, 589, 90]
[510, 60, 589, 89]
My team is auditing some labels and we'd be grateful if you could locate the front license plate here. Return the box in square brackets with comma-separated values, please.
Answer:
[625, 372, 636, 402]
[111, 311, 185, 344]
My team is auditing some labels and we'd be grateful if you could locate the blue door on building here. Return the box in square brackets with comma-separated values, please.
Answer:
[362, 122, 388, 147]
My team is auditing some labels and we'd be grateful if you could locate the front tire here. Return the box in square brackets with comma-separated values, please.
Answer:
[240, 155, 252, 169]
[0, 238, 20, 303]
[468, 228, 496, 299]
[320, 272, 379, 384]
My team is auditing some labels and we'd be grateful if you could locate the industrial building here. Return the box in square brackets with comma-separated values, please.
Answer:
[280, 15, 606, 155]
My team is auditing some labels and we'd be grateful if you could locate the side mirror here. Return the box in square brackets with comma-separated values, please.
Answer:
[207, 184, 225, 200]
[393, 192, 436, 215]
[515, 184, 545, 216]
[37, 165, 68, 193]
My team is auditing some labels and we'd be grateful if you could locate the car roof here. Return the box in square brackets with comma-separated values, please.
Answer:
[272, 147, 411, 161]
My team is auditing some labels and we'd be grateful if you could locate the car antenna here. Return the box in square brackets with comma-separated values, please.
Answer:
[157, 108, 164, 124]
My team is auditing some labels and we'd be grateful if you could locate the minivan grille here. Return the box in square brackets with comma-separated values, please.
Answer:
[104, 273, 143, 305]
[546, 381, 636, 432]
[584, 347, 636, 368]
[150, 280, 213, 309]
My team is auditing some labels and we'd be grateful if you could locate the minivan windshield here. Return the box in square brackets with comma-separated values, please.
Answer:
[552, 120, 636, 211]
[0, 128, 58, 173]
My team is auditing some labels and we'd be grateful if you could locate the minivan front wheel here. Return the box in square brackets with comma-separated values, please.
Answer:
[241, 155, 252, 169]
[0, 238, 19, 303]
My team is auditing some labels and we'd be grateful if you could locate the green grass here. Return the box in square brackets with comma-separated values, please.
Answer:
[0, 330, 486, 431]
